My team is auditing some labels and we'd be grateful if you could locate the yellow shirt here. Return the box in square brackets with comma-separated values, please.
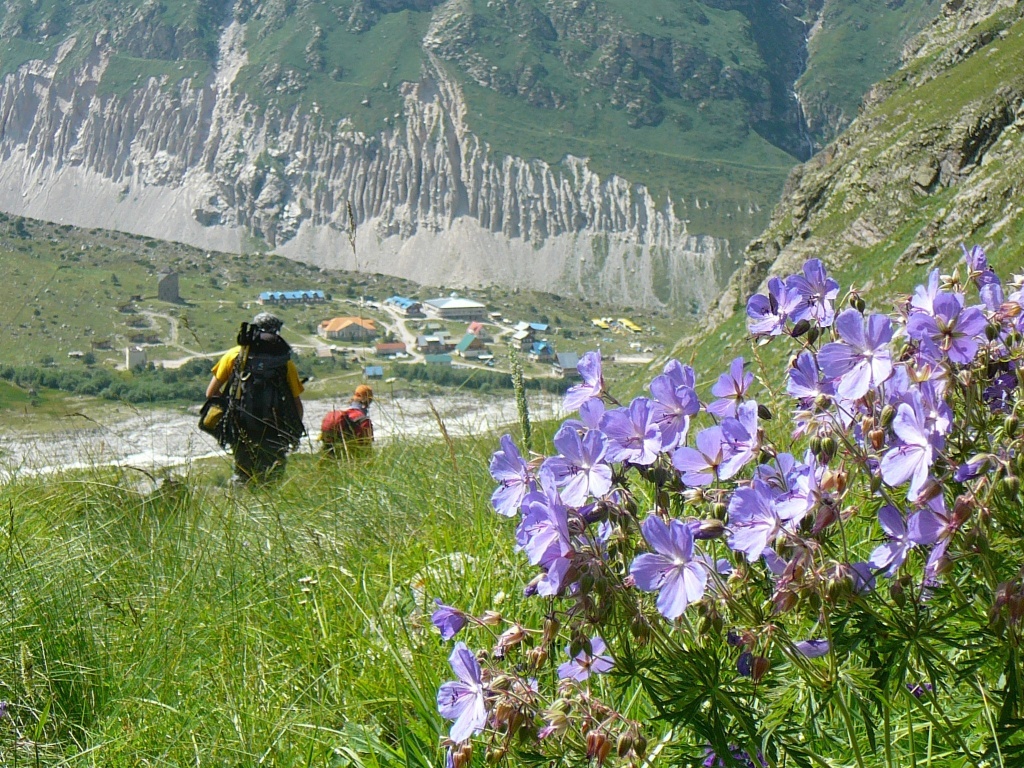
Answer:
[211, 346, 304, 397]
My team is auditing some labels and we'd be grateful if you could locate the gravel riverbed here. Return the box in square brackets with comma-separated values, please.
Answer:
[0, 392, 564, 478]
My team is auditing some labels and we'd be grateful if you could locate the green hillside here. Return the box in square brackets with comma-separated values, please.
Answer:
[0, 1, 946, 245]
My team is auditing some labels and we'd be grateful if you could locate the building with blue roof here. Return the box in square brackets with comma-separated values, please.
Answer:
[258, 290, 326, 305]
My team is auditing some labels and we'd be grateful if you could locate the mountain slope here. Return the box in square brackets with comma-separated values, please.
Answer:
[700, 0, 1024, 362]
[0, 1, 948, 308]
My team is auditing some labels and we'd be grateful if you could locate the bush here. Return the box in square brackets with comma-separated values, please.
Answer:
[431, 249, 1024, 766]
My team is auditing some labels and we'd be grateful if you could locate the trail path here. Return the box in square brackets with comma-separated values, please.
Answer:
[0, 392, 564, 478]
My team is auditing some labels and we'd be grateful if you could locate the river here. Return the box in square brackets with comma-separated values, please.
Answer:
[0, 391, 565, 478]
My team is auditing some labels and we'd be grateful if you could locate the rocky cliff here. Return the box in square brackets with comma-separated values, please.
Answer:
[0, 20, 740, 309]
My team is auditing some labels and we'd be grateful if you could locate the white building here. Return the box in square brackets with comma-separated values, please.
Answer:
[126, 346, 147, 369]
[422, 295, 487, 321]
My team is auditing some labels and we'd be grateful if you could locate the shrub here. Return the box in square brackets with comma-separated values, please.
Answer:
[430, 249, 1024, 766]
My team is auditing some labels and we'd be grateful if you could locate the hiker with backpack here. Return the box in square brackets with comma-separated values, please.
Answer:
[205, 312, 305, 483]
[320, 384, 374, 458]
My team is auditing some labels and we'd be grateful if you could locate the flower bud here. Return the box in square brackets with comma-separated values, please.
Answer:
[751, 655, 770, 683]
[452, 742, 473, 768]
[890, 578, 906, 607]
[697, 519, 726, 539]
[486, 747, 507, 764]
[630, 614, 651, 645]
[617, 732, 634, 758]
[542, 615, 560, 645]
[712, 502, 728, 520]
[479, 610, 502, 626]
[791, 319, 811, 338]
[528, 645, 548, 667]
[806, 325, 820, 345]
[1001, 475, 1020, 495]
[868, 428, 885, 451]
[757, 403, 773, 421]
[879, 404, 896, 429]
[986, 322, 1001, 341]
[809, 435, 823, 455]
[633, 734, 648, 759]
[1005, 414, 1020, 437]
[817, 436, 837, 464]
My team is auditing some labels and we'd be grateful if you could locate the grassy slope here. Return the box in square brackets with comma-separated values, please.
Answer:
[0, 431, 541, 765]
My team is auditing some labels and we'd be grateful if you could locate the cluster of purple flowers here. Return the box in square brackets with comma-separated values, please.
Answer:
[432, 247, 1022, 765]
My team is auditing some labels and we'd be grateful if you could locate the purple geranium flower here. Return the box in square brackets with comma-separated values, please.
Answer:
[557, 636, 614, 681]
[437, 642, 489, 743]
[600, 397, 662, 466]
[747, 276, 799, 337]
[672, 426, 728, 486]
[817, 309, 894, 399]
[432, 599, 468, 641]
[718, 401, 760, 480]
[489, 434, 533, 517]
[794, 639, 830, 658]
[707, 357, 754, 418]
[880, 395, 943, 500]
[906, 292, 988, 364]
[564, 351, 604, 411]
[649, 367, 700, 450]
[630, 516, 710, 619]
[869, 505, 934, 577]
[787, 258, 840, 327]
[911, 269, 941, 314]
[727, 480, 790, 562]
[787, 351, 834, 401]
[543, 424, 613, 506]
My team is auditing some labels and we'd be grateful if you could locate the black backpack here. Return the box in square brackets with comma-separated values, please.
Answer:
[223, 323, 305, 450]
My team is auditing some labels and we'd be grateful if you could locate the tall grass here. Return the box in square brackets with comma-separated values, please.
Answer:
[0, 427, 534, 766]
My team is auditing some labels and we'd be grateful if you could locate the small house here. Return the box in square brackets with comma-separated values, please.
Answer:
[528, 341, 555, 362]
[455, 333, 486, 359]
[364, 365, 385, 379]
[375, 341, 407, 358]
[424, 354, 453, 366]
[554, 352, 581, 378]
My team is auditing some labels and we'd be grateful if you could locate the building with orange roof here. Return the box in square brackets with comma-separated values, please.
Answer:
[318, 316, 378, 342]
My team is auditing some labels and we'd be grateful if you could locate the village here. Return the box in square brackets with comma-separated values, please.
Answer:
[81, 261, 659, 389]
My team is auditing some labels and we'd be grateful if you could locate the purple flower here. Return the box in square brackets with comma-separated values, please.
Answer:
[557, 636, 614, 681]
[630, 516, 709, 619]
[907, 292, 987, 364]
[907, 682, 934, 698]
[787, 352, 834, 401]
[437, 642, 488, 743]
[911, 269, 941, 314]
[432, 599, 468, 641]
[718, 401, 760, 480]
[869, 505, 936, 577]
[649, 368, 700, 450]
[673, 426, 728, 486]
[848, 561, 876, 594]
[516, 491, 572, 572]
[794, 639, 830, 658]
[787, 258, 840, 327]
[880, 395, 943, 500]
[489, 434, 533, 517]
[963, 243, 989, 274]
[727, 480, 790, 562]
[707, 357, 754, 418]
[817, 309, 894, 399]
[600, 397, 662, 466]
[564, 351, 604, 411]
[747, 276, 799, 336]
[543, 425, 613, 506]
